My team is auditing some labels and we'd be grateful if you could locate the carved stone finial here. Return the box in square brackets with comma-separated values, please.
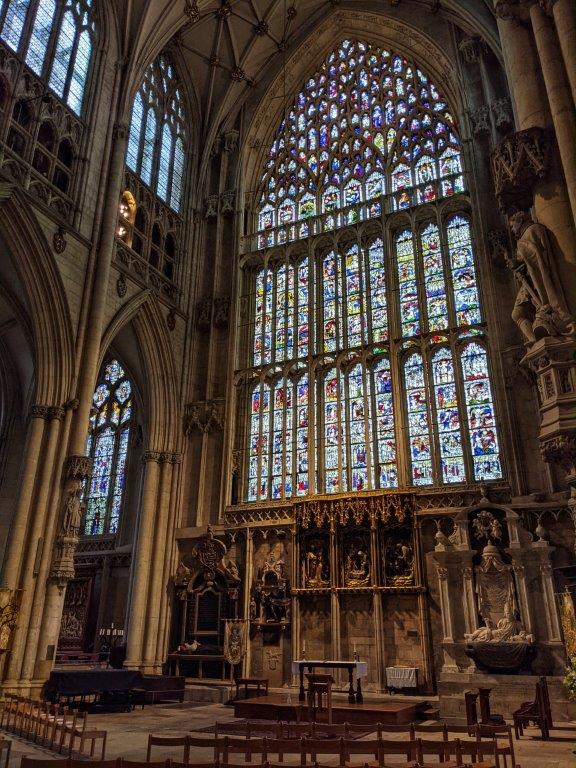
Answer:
[491, 127, 550, 212]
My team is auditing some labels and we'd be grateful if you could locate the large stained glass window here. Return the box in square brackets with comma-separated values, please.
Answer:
[0, 0, 96, 115]
[126, 54, 186, 212]
[83, 360, 133, 535]
[241, 39, 502, 501]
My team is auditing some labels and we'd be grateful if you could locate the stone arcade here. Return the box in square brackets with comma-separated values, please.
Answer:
[0, 0, 574, 734]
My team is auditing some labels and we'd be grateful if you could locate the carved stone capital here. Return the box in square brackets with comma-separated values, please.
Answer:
[223, 130, 239, 153]
[205, 194, 219, 219]
[30, 405, 51, 420]
[490, 97, 513, 128]
[538, 0, 557, 14]
[49, 406, 66, 421]
[196, 297, 213, 331]
[491, 127, 550, 212]
[220, 190, 236, 216]
[437, 567, 448, 581]
[458, 37, 485, 64]
[142, 450, 162, 464]
[64, 454, 92, 481]
[540, 435, 576, 473]
[113, 122, 129, 141]
[184, 399, 225, 436]
[468, 105, 491, 136]
[213, 296, 230, 329]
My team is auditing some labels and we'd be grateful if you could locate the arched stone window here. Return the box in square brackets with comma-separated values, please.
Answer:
[83, 359, 133, 536]
[0, 0, 96, 115]
[241, 39, 502, 502]
[126, 54, 186, 213]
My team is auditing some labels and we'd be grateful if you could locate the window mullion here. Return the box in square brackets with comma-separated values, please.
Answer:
[452, 338, 474, 482]
[438, 209, 457, 330]
[41, 0, 64, 82]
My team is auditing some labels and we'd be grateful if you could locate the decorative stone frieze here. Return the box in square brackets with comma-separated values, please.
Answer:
[491, 127, 550, 211]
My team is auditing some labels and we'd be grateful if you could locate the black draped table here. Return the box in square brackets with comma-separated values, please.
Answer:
[44, 669, 143, 709]
[291, 659, 368, 704]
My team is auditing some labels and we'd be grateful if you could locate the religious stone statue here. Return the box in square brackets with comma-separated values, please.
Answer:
[507, 211, 573, 344]
[385, 541, 414, 586]
[302, 542, 330, 587]
[464, 543, 533, 644]
[344, 539, 370, 587]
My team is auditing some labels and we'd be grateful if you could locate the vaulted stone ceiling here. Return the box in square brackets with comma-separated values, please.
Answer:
[115, 0, 500, 137]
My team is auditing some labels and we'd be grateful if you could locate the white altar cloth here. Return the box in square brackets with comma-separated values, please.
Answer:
[385, 666, 418, 688]
[291, 659, 368, 680]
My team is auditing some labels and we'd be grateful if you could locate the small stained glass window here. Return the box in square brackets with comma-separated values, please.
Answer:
[83, 359, 134, 535]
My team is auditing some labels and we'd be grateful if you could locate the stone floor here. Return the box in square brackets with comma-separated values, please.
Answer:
[3, 701, 576, 767]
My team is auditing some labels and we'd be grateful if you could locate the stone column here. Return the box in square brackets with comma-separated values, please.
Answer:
[142, 453, 174, 670]
[460, 555, 478, 636]
[548, 0, 576, 103]
[529, 1, 576, 219]
[4, 408, 64, 685]
[155, 453, 183, 668]
[369, 517, 384, 690]
[242, 529, 253, 677]
[124, 451, 161, 669]
[0, 407, 48, 589]
[494, 1, 576, 287]
[329, 521, 340, 672]
[95, 555, 111, 651]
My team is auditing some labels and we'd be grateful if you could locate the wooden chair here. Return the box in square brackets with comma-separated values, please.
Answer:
[302, 736, 343, 764]
[243, 722, 281, 738]
[214, 721, 249, 738]
[307, 721, 341, 738]
[380, 737, 419, 767]
[0, 737, 11, 768]
[447, 724, 479, 738]
[120, 761, 169, 768]
[475, 723, 515, 768]
[456, 737, 499, 767]
[233, 677, 269, 700]
[416, 737, 462, 766]
[217, 735, 264, 764]
[342, 736, 380, 765]
[52, 708, 76, 752]
[58, 708, 79, 753]
[147, 734, 190, 763]
[263, 736, 305, 764]
[343, 722, 380, 738]
[0, 694, 14, 730]
[478, 688, 504, 726]
[512, 675, 552, 739]
[412, 723, 447, 739]
[185, 735, 219, 762]
[20, 759, 69, 768]
[378, 722, 414, 735]
[69, 760, 118, 768]
[305, 673, 334, 725]
[278, 721, 311, 739]
[465, 690, 479, 727]
[73, 728, 108, 759]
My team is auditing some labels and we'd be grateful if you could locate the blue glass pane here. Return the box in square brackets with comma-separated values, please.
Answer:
[157, 122, 173, 201]
[25, 0, 56, 75]
[68, 28, 92, 114]
[49, 11, 75, 97]
[170, 136, 185, 211]
[1, 0, 31, 52]
[109, 428, 129, 533]
[126, 92, 143, 172]
[141, 108, 156, 186]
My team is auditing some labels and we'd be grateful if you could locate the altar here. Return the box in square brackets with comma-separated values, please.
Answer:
[291, 659, 368, 703]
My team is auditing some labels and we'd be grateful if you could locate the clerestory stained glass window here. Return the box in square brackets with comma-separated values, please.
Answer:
[0, 0, 96, 115]
[126, 54, 186, 212]
[83, 359, 133, 536]
[241, 39, 502, 502]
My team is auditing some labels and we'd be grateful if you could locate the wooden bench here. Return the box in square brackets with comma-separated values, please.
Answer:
[233, 677, 269, 700]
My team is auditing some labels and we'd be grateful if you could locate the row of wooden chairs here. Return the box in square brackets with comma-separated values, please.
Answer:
[1, 694, 107, 758]
[177, 722, 515, 767]
[145, 734, 502, 767]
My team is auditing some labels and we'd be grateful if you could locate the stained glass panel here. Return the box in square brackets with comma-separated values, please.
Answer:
[396, 230, 420, 337]
[373, 359, 397, 488]
[296, 375, 309, 495]
[348, 363, 370, 491]
[447, 215, 481, 327]
[1, 0, 31, 52]
[25, 0, 56, 75]
[369, 239, 388, 343]
[344, 245, 363, 348]
[83, 360, 133, 535]
[421, 223, 448, 332]
[323, 251, 339, 352]
[432, 348, 466, 483]
[404, 352, 433, 485]
[461, 343, 502, 481]
[324, 368, 342, 493]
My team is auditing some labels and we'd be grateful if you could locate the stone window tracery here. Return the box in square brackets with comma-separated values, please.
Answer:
[83, 359, 133, 536]
[240, 39, 503, 502]
[126, 54, 186, 213]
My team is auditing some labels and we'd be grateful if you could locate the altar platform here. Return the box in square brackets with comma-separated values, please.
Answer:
[234, 692, 432, 725]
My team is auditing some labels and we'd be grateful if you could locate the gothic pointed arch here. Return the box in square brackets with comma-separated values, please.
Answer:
[0, 189, 74, 406]
[236, 35, 503, 502]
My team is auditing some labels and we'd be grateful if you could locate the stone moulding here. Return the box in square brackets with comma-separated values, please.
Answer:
[491, 127, 550, 212]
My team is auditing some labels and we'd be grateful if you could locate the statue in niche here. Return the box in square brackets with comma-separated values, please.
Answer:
[302, 540, 330, 587]
[251, 543, 291, 625]
[507, 211, 574, 344]
[344, 537, 370, 587]
[464, 543, 533, 644]
[385, 540, 414, 586]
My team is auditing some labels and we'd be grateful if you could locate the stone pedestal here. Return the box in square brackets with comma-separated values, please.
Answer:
[438, 671, 576, 722]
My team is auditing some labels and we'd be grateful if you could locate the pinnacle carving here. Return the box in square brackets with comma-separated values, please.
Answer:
[491, 127, 550, 212]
